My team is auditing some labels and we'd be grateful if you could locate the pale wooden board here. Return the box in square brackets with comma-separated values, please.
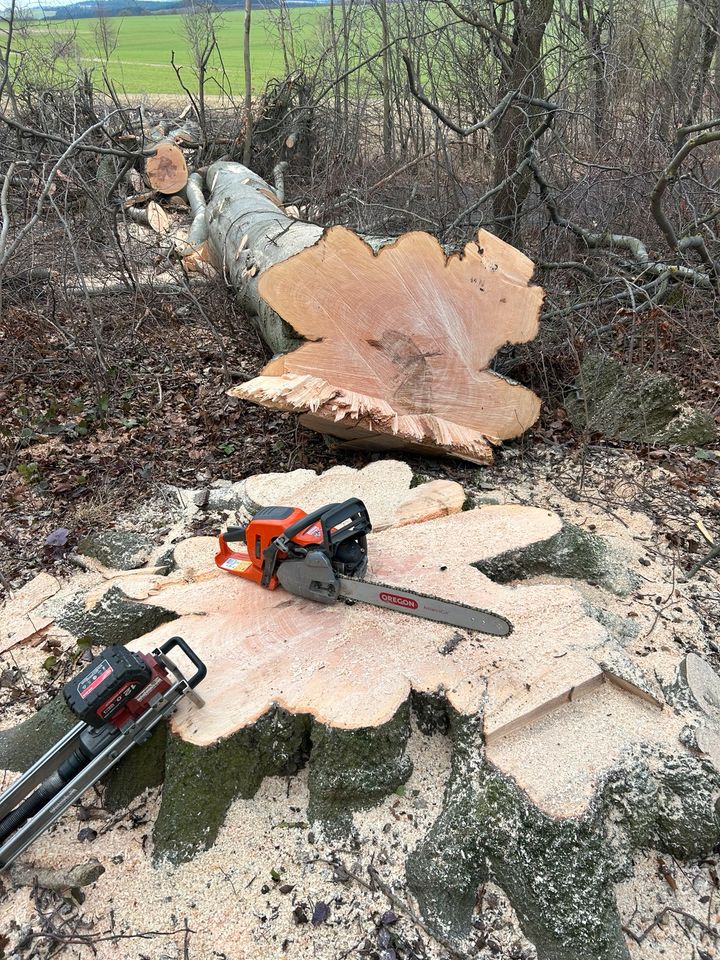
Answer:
[0, 573, 61, 654]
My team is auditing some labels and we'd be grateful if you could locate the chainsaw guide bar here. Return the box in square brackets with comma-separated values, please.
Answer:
[216, 497, 513, 638]
[334, 574, 513, 636]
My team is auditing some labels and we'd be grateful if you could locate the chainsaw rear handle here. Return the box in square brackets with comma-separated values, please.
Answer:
[222, 525, 247, 544]
[279, 498, 372, 551]
[158, 636, 207, 689]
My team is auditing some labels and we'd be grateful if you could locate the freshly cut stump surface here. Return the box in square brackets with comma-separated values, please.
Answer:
[205, 161, 543, 463]
[129, 505, 598, 739]
[2, 473, 720, 960]
[232, 460, 466, 531]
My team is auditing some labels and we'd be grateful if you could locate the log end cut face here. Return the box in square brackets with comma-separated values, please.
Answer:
[145, 142, 189, 195]
[235, 225, 543, 463]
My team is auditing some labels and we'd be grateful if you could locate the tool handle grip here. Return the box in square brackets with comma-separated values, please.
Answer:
[280, 498, 370, 546]
[280, 502, 340, 542]
[159, 636, 207, 689]
[222, 526, 247, 543]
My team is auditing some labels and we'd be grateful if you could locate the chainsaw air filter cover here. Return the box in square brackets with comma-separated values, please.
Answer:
[64, 646, 151, 727]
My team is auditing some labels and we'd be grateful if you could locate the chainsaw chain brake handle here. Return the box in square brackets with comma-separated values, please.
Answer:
[262, 498, 372, 587]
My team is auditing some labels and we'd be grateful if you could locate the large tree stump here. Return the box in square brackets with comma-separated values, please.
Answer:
[205, 162, 543, 463]
[204, 459, 466, 530]
[2, 469, 720, 960]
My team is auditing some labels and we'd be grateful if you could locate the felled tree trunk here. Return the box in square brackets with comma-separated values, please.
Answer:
[205, 161, 543, 464]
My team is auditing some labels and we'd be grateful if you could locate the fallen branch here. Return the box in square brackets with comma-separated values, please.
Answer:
[10, 858, 105, 891]
[528, 152, 714, 289]
[683, 542, 720, 582]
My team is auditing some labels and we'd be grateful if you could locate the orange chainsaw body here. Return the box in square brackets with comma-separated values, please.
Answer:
[215, 506, 324, 588]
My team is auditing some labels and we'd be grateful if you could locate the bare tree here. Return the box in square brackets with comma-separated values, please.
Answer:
[243, 0, 253, 165]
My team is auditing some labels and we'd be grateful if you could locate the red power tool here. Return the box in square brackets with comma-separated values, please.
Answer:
[215, 497, 512, 636]
[0, 637, 206, 869]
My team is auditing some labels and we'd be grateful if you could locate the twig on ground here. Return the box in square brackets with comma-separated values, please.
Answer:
[683, 543, 720, 581]
[623, 906, 717, 944]
[317, 856, 465, 960]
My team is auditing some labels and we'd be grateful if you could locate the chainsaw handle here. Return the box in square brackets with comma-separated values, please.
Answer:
[222, 525, 247, 543]
[279, 502, 340, 543]
[158, 637, 207, 689]
[279, 498, 371, 548]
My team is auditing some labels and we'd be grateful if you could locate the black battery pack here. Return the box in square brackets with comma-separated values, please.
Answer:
[63, 647, 151, 727]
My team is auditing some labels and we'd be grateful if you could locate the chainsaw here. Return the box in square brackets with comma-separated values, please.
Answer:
[215, 497, 512, 637]
[0, 636, 206, 869]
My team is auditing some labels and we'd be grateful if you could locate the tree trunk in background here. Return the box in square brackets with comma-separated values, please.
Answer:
[688, 2, 718, 124]
[667, 0, 697, 126]
[243, 0, 253, 166]
[492, 0, 555, 245]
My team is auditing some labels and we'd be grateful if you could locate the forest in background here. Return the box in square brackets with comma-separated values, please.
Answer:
[1, 0, 719, 588]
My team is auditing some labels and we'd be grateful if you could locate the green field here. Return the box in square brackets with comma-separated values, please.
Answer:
[24, 7, 329, 95]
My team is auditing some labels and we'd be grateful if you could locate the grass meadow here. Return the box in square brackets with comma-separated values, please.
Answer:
[23, 6, 330, 95]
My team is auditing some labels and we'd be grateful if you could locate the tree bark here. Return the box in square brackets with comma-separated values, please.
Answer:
[492, 0, 555, 245]
[205, 161, 543, 464]
[243, 0, 253, 167]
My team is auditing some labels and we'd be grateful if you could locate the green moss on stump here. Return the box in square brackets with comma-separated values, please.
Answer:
[603, 752, 720, 860]
[474, 523, 636, 596]
[308, 701, 413, 837]
[407, 711, 630, 960]
[0, 694, 76, 772]
[56, 586, 178, 646]
[103, 724, 168, 812]
[407, 707, 720, 960]
[566, 352, 717, 446]
[411, 690, 450, 736]
[77, 531, 153, 570]
[152, 707, 311, 864]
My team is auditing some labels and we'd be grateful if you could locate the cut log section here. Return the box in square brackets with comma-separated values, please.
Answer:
[205, 161, 543, 463]
[126, 200, 170, 234]
[145, 140, 188, 195]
